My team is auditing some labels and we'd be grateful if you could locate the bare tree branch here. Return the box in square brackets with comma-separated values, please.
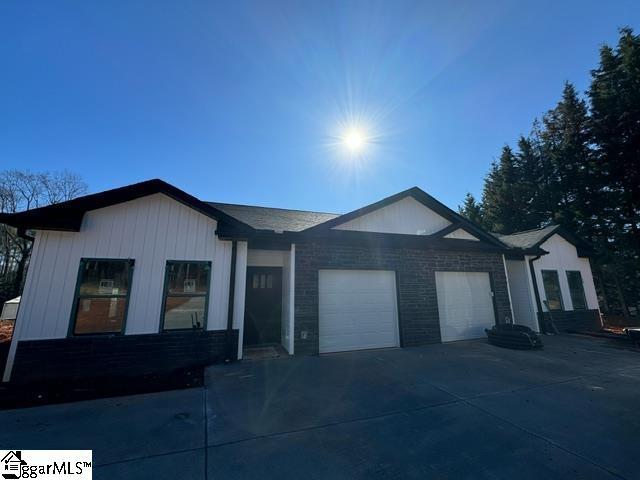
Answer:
[0, 169, 88, 303]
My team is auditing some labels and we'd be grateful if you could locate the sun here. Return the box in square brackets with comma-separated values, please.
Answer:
[342, 127, 367, 154]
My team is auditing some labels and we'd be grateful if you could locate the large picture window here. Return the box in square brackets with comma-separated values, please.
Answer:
[541, 270, 564, 311]
[161, 261, 211, 331]
[566, 271, 587, 310]
[71, 258, 134, 335]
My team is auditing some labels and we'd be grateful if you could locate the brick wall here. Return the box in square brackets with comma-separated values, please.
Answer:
[294, 242, 512, 355]
[11, 329, 237, 384]
[539, 310, 601, 333]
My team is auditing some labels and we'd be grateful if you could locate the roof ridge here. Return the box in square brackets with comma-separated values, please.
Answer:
[206, 201, 340, 216]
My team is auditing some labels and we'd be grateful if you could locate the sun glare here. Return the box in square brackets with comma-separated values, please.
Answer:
[342, 127, 368, 154]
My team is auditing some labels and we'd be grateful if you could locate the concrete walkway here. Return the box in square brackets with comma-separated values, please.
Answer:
[1, 335, 638, 479]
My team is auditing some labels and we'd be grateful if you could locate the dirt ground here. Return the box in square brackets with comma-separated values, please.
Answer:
[0, 320, 14, 343]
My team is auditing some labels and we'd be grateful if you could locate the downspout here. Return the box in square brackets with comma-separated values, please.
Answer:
[224, 241, 237, 362]
[501, 254, 516, 324]
[528, 254, 543, 328]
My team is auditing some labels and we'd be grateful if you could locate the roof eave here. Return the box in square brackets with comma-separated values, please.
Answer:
[0, 210, 85, 232]
[0, 179, 256, 234]
[516, 226, 596, 258]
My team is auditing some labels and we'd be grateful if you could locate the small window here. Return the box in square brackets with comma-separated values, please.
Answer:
[161, 261, 211, 331]
[566, 271, 587, 310]
[252, 273, 274, 289]
[542, 270, 564, 311]
[71, 259, 134, 335]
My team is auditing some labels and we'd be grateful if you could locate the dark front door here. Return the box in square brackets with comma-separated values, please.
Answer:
[244, 267, 283, 346]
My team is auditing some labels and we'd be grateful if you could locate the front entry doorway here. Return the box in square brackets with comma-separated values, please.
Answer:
[244, 267, 283, 346]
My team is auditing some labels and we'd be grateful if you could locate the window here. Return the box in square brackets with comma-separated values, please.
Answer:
[251, 273, 274, 289]
[566, 271, 587, 310]
[541, 270, 564, 311]
[161, 261, 211, 331]
[71, 259, 134, 335]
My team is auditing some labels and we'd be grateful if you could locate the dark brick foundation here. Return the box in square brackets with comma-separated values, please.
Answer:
[11, 329, 237, 384]
[539, 309, 602, 333]
[294, 242, 512, 355]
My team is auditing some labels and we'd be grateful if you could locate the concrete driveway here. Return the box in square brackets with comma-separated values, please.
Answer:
[1, 335, 639, 479]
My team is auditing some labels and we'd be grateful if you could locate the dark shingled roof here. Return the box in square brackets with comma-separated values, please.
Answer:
[0, 179, 253, 233]
[207, 202, 340, 232]
[495, 225, 561, 249]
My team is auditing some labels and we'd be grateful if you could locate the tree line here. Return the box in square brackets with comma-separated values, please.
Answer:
[459, 27, 640, 318]
[0, 170, 87, 305]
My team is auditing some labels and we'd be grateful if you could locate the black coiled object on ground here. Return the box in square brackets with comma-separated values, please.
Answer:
[485, 324, 544, 350]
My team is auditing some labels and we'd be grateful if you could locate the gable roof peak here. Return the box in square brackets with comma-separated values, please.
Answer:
[301, 185, 507, 248]
[497, 224, 594, 256]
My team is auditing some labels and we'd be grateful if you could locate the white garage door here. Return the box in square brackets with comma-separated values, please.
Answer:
[319, 270, 400, 353]
[435, 271, 496, 342]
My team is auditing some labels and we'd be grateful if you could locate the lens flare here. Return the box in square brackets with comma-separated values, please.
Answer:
[342, 128, 367, 153]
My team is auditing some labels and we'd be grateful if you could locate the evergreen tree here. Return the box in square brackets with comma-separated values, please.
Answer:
[458, 193, 483, 225]
[514, 134, 546, 229]
[588, 27, 640, 315]
[481, 145, 530, 233]
[466, 28, 640, 315]
[540, 82, 593, 236]
[589, 28, 640, 246]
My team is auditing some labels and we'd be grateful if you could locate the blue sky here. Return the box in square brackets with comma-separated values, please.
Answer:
[1, 1, 638, 214]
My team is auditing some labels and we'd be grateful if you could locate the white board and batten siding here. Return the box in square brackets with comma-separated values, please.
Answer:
[333, 197, 451, 235]
[534, 234, 599, 311]
[232, 242, 248, 360]
[443, 229, 479, 241]
[505, 260, 538, 330]
[14, 193, 235, 341]
[281, 246, 295, 354]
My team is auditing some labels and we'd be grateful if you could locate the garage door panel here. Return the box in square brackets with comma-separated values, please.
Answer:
[319, 270, 399, 353]
[321, 310, 396, 324]
[320, 308, 397, 330]
[436, 271, 496, 342]
[321, 293, 396, 308]
[320, 316, 397, 333]
[329, 272, 390, 284]
[321, 303, 396, 315]
[321, 275, 393, 292]
[320, 331, 398, 352]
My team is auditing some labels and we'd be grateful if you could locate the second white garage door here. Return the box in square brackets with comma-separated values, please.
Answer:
[435, 271, 496, 342]
[319, 270, 400, 353]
